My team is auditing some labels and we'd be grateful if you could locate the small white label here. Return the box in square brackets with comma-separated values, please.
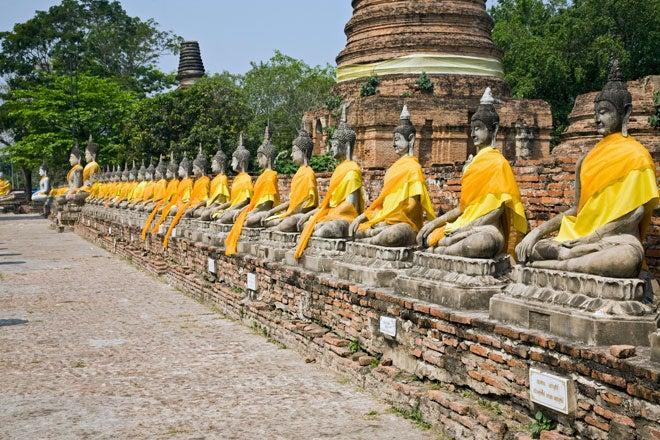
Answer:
[159, 225, 165, 234]
[529, 368, 574, 414]
[379, 316, 397, 337]
[172, 228, 177, 238]
[130, 234, 134, 242]
[247, 273, 257, 291]
[108, 227, 112, 235]
[207, 257, 216, 274]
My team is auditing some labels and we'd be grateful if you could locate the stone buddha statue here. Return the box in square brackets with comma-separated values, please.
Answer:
[129, 159, 155, 210]
[151, 152, 193, 236]
[140, 156, 168, 212]
[349, 105, 436, 247]
[161, 146, 211, 248]
[225, 126, 279, 256]
[0, 172, 10, 197]
[32, 162, 51, 203]
[141, 153, 181, 239]
[293, 105, 364, 259]
[214, 134, 253, 224]
[125, 160, 148, 209]
[515, 61, 659, 278]
[262, 124, 318, 231]
[62, 142, 84, 204]
[417, 88, 528, 259]
[195, 138, 230, 220]
[108, 162, 130, 207]
[78, 135, 100, 199]
[118, 161, 139, 209]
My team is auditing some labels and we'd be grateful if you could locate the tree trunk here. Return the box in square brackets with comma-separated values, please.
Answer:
[22, 166, 32, 202]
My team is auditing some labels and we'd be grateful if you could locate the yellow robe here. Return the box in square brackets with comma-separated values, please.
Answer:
[0, 179, 11, 196]
[206, 174, 230, 207]
[229, 172, 253, 208]
[151, 178, 193, 235]
[358, 155, 435, 233]
[294, 160, 363, 259]
[129, 181, 148, 203]
[141, 179, 180, 240]
[225, 169, 279, 256]
[139, 181, 156, 203]
[163, 176, 211, 248]
[272, 165, 318, 219]
[556, 133, 658, 242]
[80, 161, 100, 192]
[66, 164, 84, 193]
[427, 147, 528, 256]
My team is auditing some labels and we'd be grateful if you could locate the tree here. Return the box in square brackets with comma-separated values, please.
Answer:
[1, 73, 137, 186]
[490, 0, 660, 144]
[242, 51, 336, 157]
[0, 0, 180, 94]
[121, 74, 253, 165]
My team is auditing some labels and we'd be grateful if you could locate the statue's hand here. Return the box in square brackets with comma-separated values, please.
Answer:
[297, 213, 312, 231]
[417, 221, 436, 247]
[349, 214, 366, 238]
[515, 230, 540, 263]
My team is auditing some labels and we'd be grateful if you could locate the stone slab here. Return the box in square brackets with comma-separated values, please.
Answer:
[257, 230, 300, 262]
[651, 331, 660, 363]
[285, 237, 348, 273]
[332, 241, 415, 288]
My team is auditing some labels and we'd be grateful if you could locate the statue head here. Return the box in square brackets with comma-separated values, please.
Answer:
[292, 119, 313, 166]
[257, 125, 276, 170]
[39, 161, 49, 177]
[166, 152, 178, 180]
[211, 137, 227, 174]
[231, 134, 250, 173]
[145, 158, 155, 181]
[515, 119, 533, 158]
[137, 160, 146, 181]
[155, 155, 166, 180]
[129, 161, 138, 181]
[471, 87, 500, 148]
[192, 144, 207, 177]
[394, 105, 416, 155]
[331, 104, 356, 161]
[85, 135, 98, 162]
[594, 59, 632, 137]
[69, 142, 82, 166]
[121, 162, 130, 182]
[178, 152, 191, 179]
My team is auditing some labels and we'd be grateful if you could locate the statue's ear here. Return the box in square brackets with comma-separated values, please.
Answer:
[622, 104, 632, 137]
[408, 133, 416, 154]
[490, 123, 500, 147]
[345, 141, 352, 160]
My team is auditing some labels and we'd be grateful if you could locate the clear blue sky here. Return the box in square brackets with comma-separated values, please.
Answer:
[1, 0, 499, 75]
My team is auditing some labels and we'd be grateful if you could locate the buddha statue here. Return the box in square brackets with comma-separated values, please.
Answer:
[262, 124, 318, 231]
[515, 61, 659, 278]
[213, 134, 253, 224]
[162, 146, 211, 248]
[61, 142, 84, 204]
[195, 138, 230, 220]
[150, 151, 193, 236]
[141, 152, 181, 240]
[118, 161, 139, 209]
[78, 134, 101, 200]
[0, 172, 10, 197]
[140, 156, 168, 213]
[124, 160, 148, 209]
[349, 105, 436, 247]
[417, 88, 528, 259]
[32, 162, 51, 203]
[225, 126, 279, 256]
[294, 104, 364, 259]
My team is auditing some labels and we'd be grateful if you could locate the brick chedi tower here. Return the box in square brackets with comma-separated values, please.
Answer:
[177, 41, 205, 88]
[307, 0, 552, 168]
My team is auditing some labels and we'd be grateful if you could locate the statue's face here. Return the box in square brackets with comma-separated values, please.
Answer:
[69, 154, 79, 166]
[137, 172, 145, 181]
[291, 145, 304, 165]
[145, 171, 153, 180]
[166, 169, 174, 179]
[178, 166, 186, 178]
[85, 149, 93, 162]
[257, 152, 269, 169]
[231, 156, 239, 171]
[193, 164, 202, 177]
[471, 120, 491, 147]
[155, 170, 163, 180]
[330, 138, 346, 160]
[211, 159, 222, 173]
[393, 132, 410, 155]
[39, 168, 46, 177]
[595, 100, 622, 136]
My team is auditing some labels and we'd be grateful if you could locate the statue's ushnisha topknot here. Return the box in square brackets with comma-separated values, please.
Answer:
[595, 58, 632, 115]
[471, 87, 500, 131]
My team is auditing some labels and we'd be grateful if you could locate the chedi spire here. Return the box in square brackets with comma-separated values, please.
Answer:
[177, 41, 205, 88]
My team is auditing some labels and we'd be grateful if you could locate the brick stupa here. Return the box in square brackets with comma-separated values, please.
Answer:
[306, 0, 552, 167]
[177, 41, 205, 88]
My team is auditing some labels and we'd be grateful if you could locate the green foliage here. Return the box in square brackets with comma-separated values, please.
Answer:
[390, 406, 432, 430]
[649, 91, 660, 129]
[528, 411, 554, 439]
[1, 73, 136, 183]
[416, 72, 434, 93]
[360, 75, 380, 97]
[0, 0, 180, 94]
[491, 0, 660, 145]
[348, 339, 361, 354]
[309, 154, 337, 173]
[121, 73, 251, 165]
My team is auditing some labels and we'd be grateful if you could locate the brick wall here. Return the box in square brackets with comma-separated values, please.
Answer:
[75, 213, 660, 440]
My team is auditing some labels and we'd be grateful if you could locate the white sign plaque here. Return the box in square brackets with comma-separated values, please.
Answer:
[379, 316, 397, 337]
[172, 228, 177, 238]
[130, 233, 134, 242]
[529, 368, 574, 414]
[207, 257, 216, 274]
[108, 227, 112, 235]
[247, 273, 257, 291]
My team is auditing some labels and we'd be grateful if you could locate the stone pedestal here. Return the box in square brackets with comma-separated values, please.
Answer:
[490, 266, 657, 346]
[257, 230, 300, 262]
[199, 223, 232, 248]
[182, 219, 209, 242]
[285, 237, 348, 272]
[396, 252, 511, 310]
[237, 227, 264, 256]
[51, 202, 82, 231]
[332, 241, 415, 288]
[651, 331, 660, 363]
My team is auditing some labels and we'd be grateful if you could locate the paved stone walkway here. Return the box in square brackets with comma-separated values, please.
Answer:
[0, 215, 430, 440]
